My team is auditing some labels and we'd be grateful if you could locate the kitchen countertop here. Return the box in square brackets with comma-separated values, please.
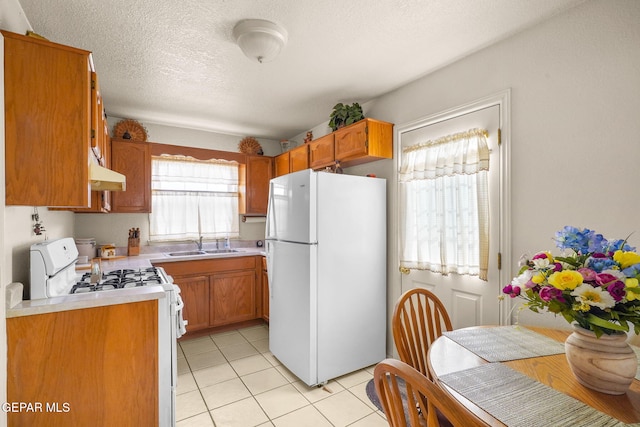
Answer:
[7, 285, 167, 318]
[7, 248, 266, 318]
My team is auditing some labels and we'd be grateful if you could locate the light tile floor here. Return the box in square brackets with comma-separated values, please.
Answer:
[176, 324, 388, 427]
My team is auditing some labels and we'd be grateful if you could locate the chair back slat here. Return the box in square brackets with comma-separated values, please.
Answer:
[393, 288, 453, 378]
[374, 358, 487, 427]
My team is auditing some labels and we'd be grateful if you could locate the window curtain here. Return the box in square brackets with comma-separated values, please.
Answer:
[399, 128, 490, 280]
[150, 155, 240, 241]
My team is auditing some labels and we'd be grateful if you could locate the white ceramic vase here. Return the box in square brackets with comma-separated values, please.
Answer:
[565, 325, 638, 395]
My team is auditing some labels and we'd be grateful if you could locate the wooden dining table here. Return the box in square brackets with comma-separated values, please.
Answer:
[427, 326, 640, 426]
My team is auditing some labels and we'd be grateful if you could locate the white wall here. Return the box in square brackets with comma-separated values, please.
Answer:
[363, 0, 640, 335]
[109, 116, 282, 156]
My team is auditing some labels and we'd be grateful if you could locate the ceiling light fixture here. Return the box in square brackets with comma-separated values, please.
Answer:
[233, 19, 288, 64]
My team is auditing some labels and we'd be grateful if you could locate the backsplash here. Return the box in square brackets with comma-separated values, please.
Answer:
[74, 212, 266, 248]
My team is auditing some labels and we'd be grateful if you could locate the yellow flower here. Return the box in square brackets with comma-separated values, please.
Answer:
[531, 273, 546, 284]
[548, 270, 583, 290]
[613, 250, 640, 269]
[626, 278, 640, 301]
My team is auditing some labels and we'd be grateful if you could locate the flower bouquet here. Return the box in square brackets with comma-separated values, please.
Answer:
[503, 226, 640, 337]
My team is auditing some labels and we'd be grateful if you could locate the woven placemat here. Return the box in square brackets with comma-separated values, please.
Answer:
[439, 363, 624, 427]
[443, 326, 565, 362]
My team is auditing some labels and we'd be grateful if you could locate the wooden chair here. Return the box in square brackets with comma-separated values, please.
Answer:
[374, 358, 486, 427]
[392, 287, 452, 378]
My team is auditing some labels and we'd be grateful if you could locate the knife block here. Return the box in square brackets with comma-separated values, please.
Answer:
[127, 238, 140, 256]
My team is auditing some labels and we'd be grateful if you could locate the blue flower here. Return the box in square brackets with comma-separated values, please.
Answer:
[608, 238, 636, 253]
[588, 257, 616, 273]
[623, 263, 640, 278]
[555, 226, 608, 254]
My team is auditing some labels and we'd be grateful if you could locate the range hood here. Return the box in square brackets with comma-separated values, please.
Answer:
[90, 162, 126, 191]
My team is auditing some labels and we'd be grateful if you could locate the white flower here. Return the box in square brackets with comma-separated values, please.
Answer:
[532, 257, 551, 270]
[570, 284, 616, 310]
[512, 270, 533, 288]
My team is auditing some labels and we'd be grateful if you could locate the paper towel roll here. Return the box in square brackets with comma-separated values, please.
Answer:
[242, 216, 266, 223]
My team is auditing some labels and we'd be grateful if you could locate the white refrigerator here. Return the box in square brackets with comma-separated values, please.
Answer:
[265, 169, 386, 386]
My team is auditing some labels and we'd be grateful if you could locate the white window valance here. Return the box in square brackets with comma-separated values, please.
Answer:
[399, 128, 489, 181]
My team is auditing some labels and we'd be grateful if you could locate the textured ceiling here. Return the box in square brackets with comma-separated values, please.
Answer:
[18, 0, 584, 139]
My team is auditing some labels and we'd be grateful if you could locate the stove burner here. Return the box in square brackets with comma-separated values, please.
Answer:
[71, 267, 164, 294]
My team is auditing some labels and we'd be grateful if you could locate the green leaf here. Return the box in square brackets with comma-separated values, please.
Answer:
[585, 314, 629, 332]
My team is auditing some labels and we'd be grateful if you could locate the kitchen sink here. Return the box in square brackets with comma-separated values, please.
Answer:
[165, 249, 240, 257]
[166, 250, 207, 257]
[204, 249, 239, 254]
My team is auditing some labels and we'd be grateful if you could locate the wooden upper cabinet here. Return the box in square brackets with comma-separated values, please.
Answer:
[3, 30, 92, 207]
[289, 144, 309, 173]
[274, 145, 308, 177]
[334, 118, 394, 167]
[309, 134, 335, 169]
[71, 81, 112, 213]
[91, 72, 108, 165]
[246, 155, 273, 214]
[71, 135, 112, 213]
[110, 139, 151, 213]
[274, 152, 290, 177]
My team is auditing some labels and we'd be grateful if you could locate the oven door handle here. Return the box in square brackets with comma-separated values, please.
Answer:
[174, 292, 187, 338]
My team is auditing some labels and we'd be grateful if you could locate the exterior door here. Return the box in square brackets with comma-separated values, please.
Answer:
[397, 91, 510, 329]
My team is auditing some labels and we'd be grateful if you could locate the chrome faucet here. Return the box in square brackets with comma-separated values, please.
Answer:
[195, 236, 203, 251]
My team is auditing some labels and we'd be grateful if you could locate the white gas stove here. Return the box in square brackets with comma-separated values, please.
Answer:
[29, 237, 185, 427]
[30, 237, 174, 297]
[72, 266, 170, 293]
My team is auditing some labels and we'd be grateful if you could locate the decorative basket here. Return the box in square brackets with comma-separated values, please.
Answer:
[113, 119, 148, 141]
[238, 136, 263, 155]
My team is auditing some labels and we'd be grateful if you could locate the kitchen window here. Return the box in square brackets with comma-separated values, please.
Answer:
[149, 155, 240, 241]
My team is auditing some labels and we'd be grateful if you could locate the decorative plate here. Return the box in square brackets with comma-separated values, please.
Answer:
[238, 136, 263, 154]
[113, 119, 148, 141]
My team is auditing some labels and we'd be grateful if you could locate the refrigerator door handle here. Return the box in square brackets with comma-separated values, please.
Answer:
[266, 240, 274, 299]
[265, 181, 276, 240]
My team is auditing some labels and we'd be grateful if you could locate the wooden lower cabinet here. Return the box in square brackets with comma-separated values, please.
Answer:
[262, 257, 269, 322]
[7, 301, 158, 427]
[174, 275, 210, 331]
[155, 256, 262, 335]
[211, 270, 256, 326]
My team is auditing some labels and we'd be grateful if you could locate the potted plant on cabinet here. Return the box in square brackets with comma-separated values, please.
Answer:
[328, 102, 364, 131]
